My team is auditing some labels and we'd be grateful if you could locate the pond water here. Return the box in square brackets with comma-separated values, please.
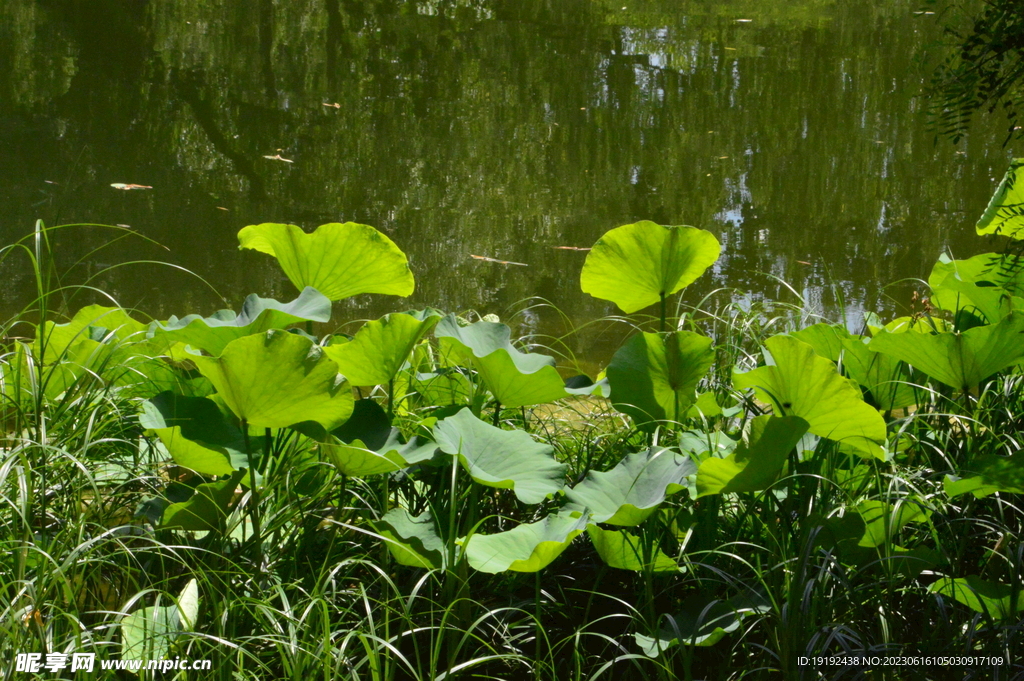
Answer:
[0, 0, 1015, 364]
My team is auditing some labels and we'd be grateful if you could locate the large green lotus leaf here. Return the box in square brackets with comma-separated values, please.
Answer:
[586, 525, 679, 572]
[402, 369, 473, 408]
[944, 452, 1024, 498]
[976, 159, 1024, 239]
[931, 252, 1024, 295]
[790, 324, 853, 363]
[580, 221, 721, 313]
[324, 311, 441, 386]
[842, 338, 917, 411]
[565, 447, 696, 525]
[868, 315, 1024, 391]
[434, 316, 567, 408]
[189, 330, 353, 429]
[460, 512, 589, 573]
[433, 408, 565, 504]
[606, 331, 715, 430]
[159, 469, 246, 532]
[696, 415, 809, 497]
[928, 256, 1024, 322]
[40, 305, 148, 362]
[635, 593, 769, 655]
[238, 222, 414, 300]
[734, 336, 886, 459]
[855, 500, 931, 548]
[121, 578, 199, 669]
[140, 392, 258, 476]
[865, 313, 952, 336]
[149, 288, 331, 356]
[930, 576, 1024, 620]
[372, 508, 446, 569]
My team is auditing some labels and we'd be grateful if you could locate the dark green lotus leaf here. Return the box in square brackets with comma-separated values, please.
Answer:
[159, 469, 246, 532]
[324, 311, 441, 386]
[635, 593, 770, 655]
[586, 525, 679, 572]
[434, 315, 567, 408]
[606, 331, 715, 430]
[734, 336, 886, 458]
[855, 500, 931, 548]
[842, 337, 918, 411]
[580, 221, 721, 313]
[566, 447, 695, 525]
[944, 452, 1024, 498]
[140, 392, 261, 476]
[930, 575, 1024, 620]
[433, 408, 565, 503]
[790, 324, 853, 363]
[976, 159, 1024, 240]
[460, 512, 589, 574]
[868, 314, 1024, 391]
[149, 288, 331, 356]
[189, 330, 353, 430]
[238, 222, 414, 301]
[696, 415, 809, 497]
[120, 578, 199, 667]
[373, 508, 446, 569]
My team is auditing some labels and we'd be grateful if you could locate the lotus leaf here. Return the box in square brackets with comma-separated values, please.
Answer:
[158, 469, 246, 532]
[855, 500, 931, 548]
[120, 579, 199, 669]
[868, 314, 1024, 391]
[929, 255, 1024, 322]
[40, 305, 148, 362]
[734, 335, 886, 458]
[149, 288, 331, 356]
[580, 221, 721, 313]
[842, 337, 918, 411]
[373, 508, 446, 569]
[189, 330, 353, 429]
[434, 316, 567, 407]
[324, 310, 441, 386]
[460, 512, 589, 573]
[635, 593, 769, 655]
[790, 323, 853, 363]
[586, 525, 679, 572]
[606, 331, 715, 430]
[696, 415, 809, 497]
[566, 447, 696, 525]
[976, 158, 1024, 239]
[929, 576, 1024, 620]
[433, 408, 565, 504]
[944, 452, 1024, 498]
[238, 222, 415, 300]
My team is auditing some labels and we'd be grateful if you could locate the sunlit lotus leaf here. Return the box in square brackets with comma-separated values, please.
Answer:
[40, 305, 148, 362]
[976, 159, 1024, 239]
[566, 447, 695, 525]
[855, 500, 931, 548]
[686, 391, 722, 419]
[189, 330, 353, 429]
[734, 336, 886, 459]
[635, 593, 770, 655]
[238, 222, 415, 300]
[460, 512, 589, 573]
[433, 408, 565, 504]
[864, 313, 952, 336]
[931, 252, 1024, 296]
[434, 316, 567, 407]
[868, 314, 1024, 391]
[842, 337, 917, 411]
[400, 369, 473, 408]
[159, 469, 246, 532]
[929, 255, 1024, 323]
[930, 576, 1024, 620]
[944, 452, 1024, 498]
[790, 324, 853, 363]
[606, 331, 715, 430]
[580, 221, 721, 313]
[324, 310, 441, 386]
[373, 508, 446, 569]
[149, 288, 331, 356]
[696, 416, 809, 497]
[120, 578, 199, 669]
[586, 525, 679, 572]
[140, 392, 258, 476]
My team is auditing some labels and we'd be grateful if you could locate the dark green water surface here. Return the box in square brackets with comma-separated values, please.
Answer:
[0, 0, 1016, 363]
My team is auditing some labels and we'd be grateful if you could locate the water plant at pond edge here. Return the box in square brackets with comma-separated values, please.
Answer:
[1, 172, 1023, 681]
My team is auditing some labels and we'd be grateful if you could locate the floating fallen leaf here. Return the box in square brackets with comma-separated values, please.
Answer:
[263, 154, 294, 163]
[470, 254, 528, 266]
[552, 246, 591, 251]
[44, 180, 58, 185]
[110, 183, 152, 190]
[216, 206, 229, 211]
[322, 102, 341, 109]
[797, 261, 811, 266]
